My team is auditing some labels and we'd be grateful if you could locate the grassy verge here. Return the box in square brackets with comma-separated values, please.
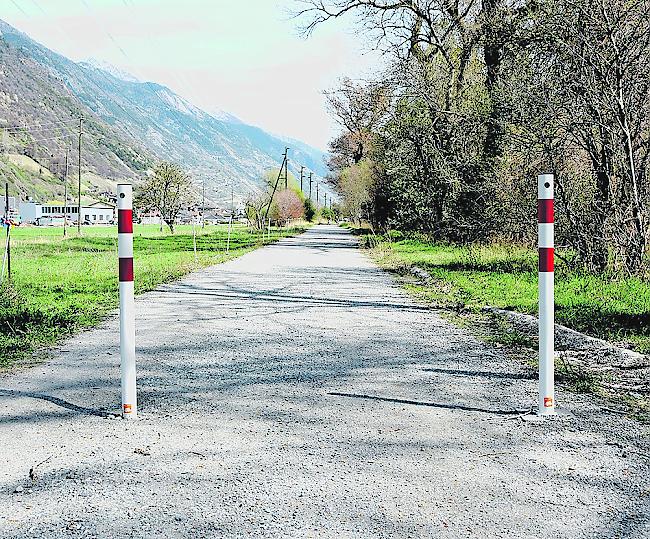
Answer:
[351, 228, 649, 419]
[1, 223, 305, 368]
[361, 233, 650, 353]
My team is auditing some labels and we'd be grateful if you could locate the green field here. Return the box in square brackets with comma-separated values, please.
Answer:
[1, 223, 305, 367]
[357, 231, 650, 354]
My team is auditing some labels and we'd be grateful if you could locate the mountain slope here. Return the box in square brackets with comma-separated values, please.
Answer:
[0, 31, 153, 173]
[0, 35, 153, 203]
[0, 19, 329, 203]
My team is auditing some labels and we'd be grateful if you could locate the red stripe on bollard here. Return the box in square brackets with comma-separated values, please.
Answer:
[119, 258, 134, 282]
[118, 209, 133, 233]
[539, 247, 554, 272]
[537, 199, 554, 223]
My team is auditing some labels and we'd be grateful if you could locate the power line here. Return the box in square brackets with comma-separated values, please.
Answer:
[1, 118, 80, 131]
[284, 147, 289, 189]
[78, 117, 83, 234]
[22, 134, 77, 144]
[118, 0, 202, 112]
[76, 0, 197, 153]
[9, 0, 28, 16]
[17, 2, 147, 145]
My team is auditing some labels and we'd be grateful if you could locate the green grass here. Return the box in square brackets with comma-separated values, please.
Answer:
[351, 228, 649, 418]
[362, 234, 650, 354]
[1, 223, 305, 368]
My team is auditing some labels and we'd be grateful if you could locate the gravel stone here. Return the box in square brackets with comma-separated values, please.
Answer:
[0, 226, 648, 538]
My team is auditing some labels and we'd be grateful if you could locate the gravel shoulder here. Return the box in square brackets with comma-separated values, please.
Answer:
[1, 225, 648, 538]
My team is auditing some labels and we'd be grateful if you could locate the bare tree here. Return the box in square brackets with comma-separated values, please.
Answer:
[504, 0, 650, 272]
[245, 192, 268, 230]
[324, 78, 390, 167]
[554, 0, 650, 273]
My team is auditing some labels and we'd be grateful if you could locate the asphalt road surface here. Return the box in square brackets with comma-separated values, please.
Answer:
[1, 225, 648, 538]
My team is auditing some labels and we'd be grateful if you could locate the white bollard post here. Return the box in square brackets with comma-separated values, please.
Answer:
[118, 184, 137, 419]
[226, 214, 233, 254]
[538, 173, 555, 416]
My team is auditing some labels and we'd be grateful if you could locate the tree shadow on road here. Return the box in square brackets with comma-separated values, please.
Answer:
[327, 391, 529, 416]
[0, 389, 110, 418]
[421, 367, 535, 381]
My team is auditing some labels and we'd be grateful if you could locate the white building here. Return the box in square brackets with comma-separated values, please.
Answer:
[4, 196, 19, 222]
[138, 211, 162, 225]
[18, 200, 115, 225]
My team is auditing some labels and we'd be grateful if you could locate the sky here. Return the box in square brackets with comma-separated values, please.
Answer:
[1, 0, 382, 150]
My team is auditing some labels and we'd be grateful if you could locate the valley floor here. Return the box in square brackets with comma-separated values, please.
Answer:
[0, 226, 648, 538]
[1, 223, 301, 367]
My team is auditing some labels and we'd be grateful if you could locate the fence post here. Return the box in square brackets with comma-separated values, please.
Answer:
[4, 182, 10, 281]
[538, 173, 555, 416]
[118, 184, 137, 419]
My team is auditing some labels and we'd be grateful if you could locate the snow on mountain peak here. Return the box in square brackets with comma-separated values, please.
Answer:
[80, 58, 140, 83]
[209, 108, 243, 125]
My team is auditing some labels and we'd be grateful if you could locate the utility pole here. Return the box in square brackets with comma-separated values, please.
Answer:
[324, 192, 327, 209]
[77, 117, 83, 234]
[284, 147, 289, 189]
[316, 183, 319, 207]
[300, 166, 304, 193]
[202, 177, 206, 229]
[227, 183, 234, 253]
[263, 152, 288, 226]
[4, 182, 10, 281]
[63, 147, 69, 238]
[309, 172, 313, 201]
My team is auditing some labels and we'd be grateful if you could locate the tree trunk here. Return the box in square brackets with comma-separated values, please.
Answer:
[482, 0, 505, 162]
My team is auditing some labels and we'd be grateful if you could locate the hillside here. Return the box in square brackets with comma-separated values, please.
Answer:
[0, 31, 153, 202]
[0, 19, 329, 204]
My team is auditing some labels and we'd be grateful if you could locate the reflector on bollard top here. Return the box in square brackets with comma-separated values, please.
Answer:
[118, 184, 137, 419]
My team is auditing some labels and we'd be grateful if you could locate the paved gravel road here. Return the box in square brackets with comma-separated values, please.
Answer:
[1, 225, 648, 538]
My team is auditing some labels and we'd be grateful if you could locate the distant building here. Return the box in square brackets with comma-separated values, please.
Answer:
[203, 213, 230, 225]
[79, 201, 115, 224]
[4, 196, 19, 222]
[138, 211, 162, 225]
[98, 191, 118, 205]
[18, 199, 115, 225]
[177, 209, 203, 224]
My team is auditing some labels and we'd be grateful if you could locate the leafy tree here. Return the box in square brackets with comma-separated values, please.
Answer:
[303, 198, 316, 222]
[136, 162, 193, 234]
[275, 189, 304, 224]
[321, 207, 336, 222]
